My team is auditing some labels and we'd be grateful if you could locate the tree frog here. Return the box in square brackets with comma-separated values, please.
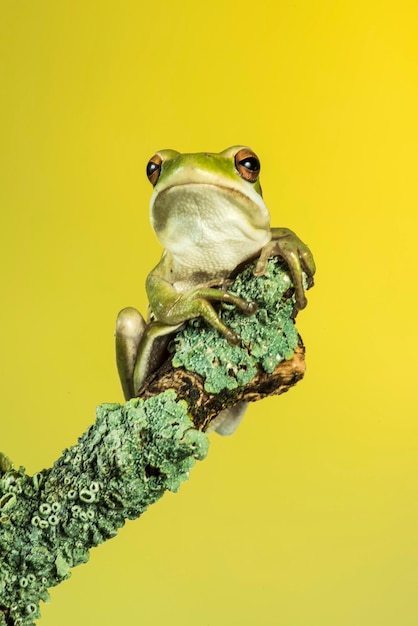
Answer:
[115, 146, 315, 434]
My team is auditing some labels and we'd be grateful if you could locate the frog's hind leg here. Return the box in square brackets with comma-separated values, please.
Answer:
[206, 401, 248, 436]
[132, 320, 183, 396]
[115, 307, 147, 400]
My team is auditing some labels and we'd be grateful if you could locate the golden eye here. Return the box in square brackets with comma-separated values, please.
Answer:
[146, 154, 163, 186]
[234, 148, 261, 183]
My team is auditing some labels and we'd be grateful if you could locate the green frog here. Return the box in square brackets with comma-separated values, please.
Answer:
[116, 146, 315, 434]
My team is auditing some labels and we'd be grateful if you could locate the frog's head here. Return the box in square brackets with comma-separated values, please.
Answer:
[145, 146, 271, 269]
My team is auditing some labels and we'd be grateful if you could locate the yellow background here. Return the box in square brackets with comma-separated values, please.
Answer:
[1, 1, 418, 624]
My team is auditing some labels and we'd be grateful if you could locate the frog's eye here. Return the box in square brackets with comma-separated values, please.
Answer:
[146, 154, 163, 186]
[234, 148, 260, 183]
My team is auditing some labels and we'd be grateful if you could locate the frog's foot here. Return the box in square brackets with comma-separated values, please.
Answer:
[115, 307, 147, 400]
[206, 401, 248, 436]
[254, 227, 316, 310]
[133, 321, 184, 395]
[195, 287, 258, 316]
[169, 287, 258, 346]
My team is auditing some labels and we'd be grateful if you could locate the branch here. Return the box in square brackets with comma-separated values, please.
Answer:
[0, 257, 310, 625]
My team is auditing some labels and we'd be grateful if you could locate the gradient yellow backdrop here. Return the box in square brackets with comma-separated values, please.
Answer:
[1, 1, 418, 624]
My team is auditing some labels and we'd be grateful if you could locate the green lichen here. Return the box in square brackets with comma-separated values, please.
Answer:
[172, 257, 301, 393]
[0, 391, 208, 626]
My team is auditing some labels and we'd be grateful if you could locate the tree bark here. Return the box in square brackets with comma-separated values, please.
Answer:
[140, 341, 305, 431]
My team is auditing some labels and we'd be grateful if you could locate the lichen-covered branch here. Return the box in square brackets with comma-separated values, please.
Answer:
[0, 394, 208, 626]
[140, 257, 307, 430]
[0, 257, 311, 625]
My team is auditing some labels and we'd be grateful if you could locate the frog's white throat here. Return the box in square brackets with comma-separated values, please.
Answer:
[151, 183, 271, 286]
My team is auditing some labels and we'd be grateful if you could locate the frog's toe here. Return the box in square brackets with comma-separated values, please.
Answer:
[305, 273, 315, 289]
[294, 290, 308, 311]
[225, 329, 241, 346]
[242, 300, 258, 315]
[253, 253, 270, 277]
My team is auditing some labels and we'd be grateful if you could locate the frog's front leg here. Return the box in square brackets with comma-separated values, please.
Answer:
[147, 269, 258, 347]
[254, 227, 316, 310]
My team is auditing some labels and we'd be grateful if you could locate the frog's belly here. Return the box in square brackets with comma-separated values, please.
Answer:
[171, 236, 270, 292]
[173, 242, 256, 291]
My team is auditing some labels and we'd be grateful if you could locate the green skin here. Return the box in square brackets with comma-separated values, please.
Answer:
[115, 146, 315, 405]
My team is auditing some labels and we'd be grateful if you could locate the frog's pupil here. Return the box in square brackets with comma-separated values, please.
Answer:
[240, 157, 260, 172]
[147, 162, 159, 177]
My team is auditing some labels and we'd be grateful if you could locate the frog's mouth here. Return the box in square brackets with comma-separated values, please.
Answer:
[150, 183, 270, 274]
[151, 182, 270, 243]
